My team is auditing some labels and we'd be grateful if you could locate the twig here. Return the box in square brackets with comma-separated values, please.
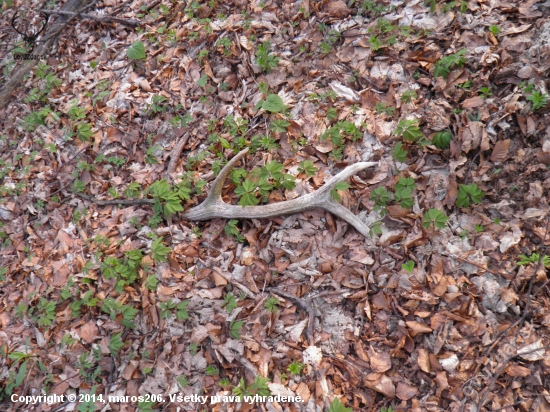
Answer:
[39, 9, 141, 27]
[165, 132, 190, 184]
[76, 193, 154, 206]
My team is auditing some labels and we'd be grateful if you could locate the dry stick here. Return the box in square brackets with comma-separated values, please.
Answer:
[38, 9, 141, 27]
[474, 219, 550, 412]
[77, 193, 153, 206]
[165, 132, 190, 184]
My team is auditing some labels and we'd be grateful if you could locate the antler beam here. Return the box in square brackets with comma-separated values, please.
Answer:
[182, 149, 377, 238]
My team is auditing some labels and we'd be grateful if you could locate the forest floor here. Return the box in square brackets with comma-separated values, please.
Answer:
[1, 0, 550, 411]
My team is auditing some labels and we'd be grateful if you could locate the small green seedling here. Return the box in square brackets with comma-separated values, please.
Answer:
[422, 209, 449, 230]
[456, 183, 484, 208]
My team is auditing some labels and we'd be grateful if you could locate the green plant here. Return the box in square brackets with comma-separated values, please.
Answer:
[391, 142, 408, 162]
[159, 299, 190, 321]
[400, 89, 417, 103]
[489, 25, 501, 35]
[35, 298, 56, 327]
[255, 41, 280, 73]
[526, 90, 548, 111]
[422, 209, 449, 230]
[101, 298, 138, 328]
[479, 86, 492, 99]
[370, 186, 392, 210]
[216, 37, 232, 56]
[394, 177, 415, 209]
[456, 183, 484, 208]
[108, 333, 124, 355]
[402, 260, 415, 273]
[395, 119, 423, 143]
[432, 130, 452, 150]
[381, 407, 395, 412]
[298, 160, 317, 177]
[220, 377, 231, 388]
[433, 49, 467, 78]
[264, 296, 279, 313]
[270, 118, 290, 132]
[330, 182, 350, 202]
[257, 94, 285, 113]
[474, 224, 484, 233]
[177, 375, 189, 387]
[206, 365, 219, 376]
[147, 94, 168, 114]
[374, 102, 395, 116]
[327, 397, 352, 412]
[516, 252, 550, 267]
[224, 220, 245, 242]
[77, 387, 99, 412]
[288, 361, 305, 375]
[232, 376, 271, 400]
[127, 41, 146, 60]
[229, 320, 244, 339]
[223, 292, 238, 314]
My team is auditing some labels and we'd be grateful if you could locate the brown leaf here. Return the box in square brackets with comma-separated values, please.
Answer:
[490, 139, 510, 162]
[417, 349, 431, 373]
[369, 349, 392, 373]
[80, 320, 99, 344]
[326, 0, 351, 18]
[396, 382, 418, 401]
[406, 321, 433, 334]
[505, 364, 531, 377]
[461, 96, 484, 108]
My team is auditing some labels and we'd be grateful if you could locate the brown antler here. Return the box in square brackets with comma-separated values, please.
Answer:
[181, 148, 378, 238]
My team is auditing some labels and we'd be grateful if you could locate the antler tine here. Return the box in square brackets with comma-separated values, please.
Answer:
[182, 149, 377, 237]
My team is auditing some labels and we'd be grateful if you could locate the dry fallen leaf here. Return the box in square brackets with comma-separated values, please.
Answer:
[490, 139, 511, 162]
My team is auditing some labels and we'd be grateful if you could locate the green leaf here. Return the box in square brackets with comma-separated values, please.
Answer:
[264, 296, 279, 313]
[270, 118, 290, 132]
[261, 94, 285, 113]
[327, 397, 352, 412]
[395, 119, 423, 142]
[370, 186, 392, 207]
[196, 74, 208, 87]
[401, 260, 415, 273]
[127, 41, 146, 60]
[330, 182, 350, 201]
[15, 360, 28, 387]
[391, 142, 408, 162]
[456, 183, 484, 208]
[299, 160, 318, 177]
[326, 107, 338, 122]
[176, 300, 190, 321]
[432, 130, 452, 150]
[109, 333, 124, 355]
[223, 292, 238, 313]
[151, 238, 171, 262]
[230, 320, 244, 339]
[422, 208, 449, 230]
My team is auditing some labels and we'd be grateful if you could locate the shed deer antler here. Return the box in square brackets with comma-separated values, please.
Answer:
[181, 148, 378, 238]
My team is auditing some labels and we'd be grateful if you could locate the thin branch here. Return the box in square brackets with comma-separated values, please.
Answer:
[38, 9, 141, 27]
[77, 193, 154, 206]
[165, 132, 190, 184]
